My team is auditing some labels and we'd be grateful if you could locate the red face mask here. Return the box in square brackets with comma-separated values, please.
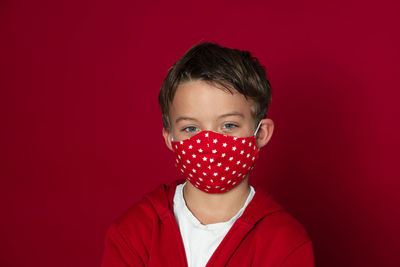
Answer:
[171, 121, 262, 193]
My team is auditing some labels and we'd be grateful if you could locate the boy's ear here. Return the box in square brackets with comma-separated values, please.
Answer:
[162, 127, 174, 152]
[255, 118, 274, 150]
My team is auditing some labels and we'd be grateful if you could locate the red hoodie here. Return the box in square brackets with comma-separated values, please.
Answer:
[101, 178, 314, 266]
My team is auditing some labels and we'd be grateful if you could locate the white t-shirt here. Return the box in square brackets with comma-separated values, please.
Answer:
[173, 181, 255, 267]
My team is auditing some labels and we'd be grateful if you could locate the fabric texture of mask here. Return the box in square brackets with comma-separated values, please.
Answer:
[171, 123, 261, 193]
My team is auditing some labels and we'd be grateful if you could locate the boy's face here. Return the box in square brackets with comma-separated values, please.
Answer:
[163, 80, 273, 151]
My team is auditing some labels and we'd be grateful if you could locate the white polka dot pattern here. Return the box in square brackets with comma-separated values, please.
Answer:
[171, 131, 259, 193]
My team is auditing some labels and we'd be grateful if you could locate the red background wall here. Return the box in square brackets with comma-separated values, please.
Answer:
[1, 0, 399, 266]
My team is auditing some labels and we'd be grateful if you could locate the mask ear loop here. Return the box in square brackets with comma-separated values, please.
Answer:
[253, 120, 262, 136]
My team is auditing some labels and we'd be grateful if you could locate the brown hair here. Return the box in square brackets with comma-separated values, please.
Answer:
[158, 42, 272, 129]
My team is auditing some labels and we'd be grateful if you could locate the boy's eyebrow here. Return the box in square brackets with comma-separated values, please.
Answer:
[175, 112, 244, 124]
[175, 117, 199, 123]
[218, 112, 244, 119]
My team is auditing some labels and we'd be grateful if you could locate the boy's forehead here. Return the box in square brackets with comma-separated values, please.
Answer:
[170, 80, 254, 121]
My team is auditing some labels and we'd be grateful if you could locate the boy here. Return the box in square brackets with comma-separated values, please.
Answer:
[101, 42, 314, 266]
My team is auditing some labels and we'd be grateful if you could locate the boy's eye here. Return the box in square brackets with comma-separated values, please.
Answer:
[222, 123, 238, 130]
[183, 126, 198, 133]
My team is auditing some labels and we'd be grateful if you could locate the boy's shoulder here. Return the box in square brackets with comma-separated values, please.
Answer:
[239, 185, 312, 258]
[109, 178, 184, 232]
[234, 200, 314, 266]
[250, 203, 311, 251]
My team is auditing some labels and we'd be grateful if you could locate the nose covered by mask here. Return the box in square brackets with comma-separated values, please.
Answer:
[171, 121, 262, 193]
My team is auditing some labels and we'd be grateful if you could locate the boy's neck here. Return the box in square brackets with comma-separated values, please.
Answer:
[182, 176, 251, 225]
